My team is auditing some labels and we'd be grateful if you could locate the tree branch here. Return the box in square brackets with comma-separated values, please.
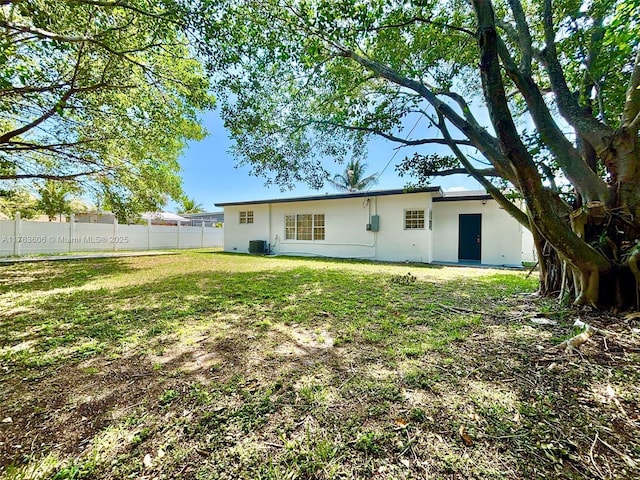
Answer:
[337, 47, 518, 185]
[0, 20, 168, 59]
[0, 83, 70, 98]
[540, 0, 612, 151]
[580, 17, 606, 124]
[59, 0, 184, 26]
[366, 16, 475, 37]
[0, 89, 74, 144]
[472, 0, 610, 276]
[0, 171, 102, 181]
[420, 165, 499, 177]
[435, 110, 530, 228]
[312, 120, 473, 146]
[0, 82, 125, 143]
[622, 47, 640, 130]
[0, 139, 110, 151]
[506, 0, 533, 76]
[435, 91, 485, 130]
[494, 29, 608, 202]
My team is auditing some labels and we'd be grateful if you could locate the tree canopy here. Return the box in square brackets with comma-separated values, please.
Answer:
[36, 180, 80, 221]
[199, 0, 640, 308]
[0, 0, 214, 218]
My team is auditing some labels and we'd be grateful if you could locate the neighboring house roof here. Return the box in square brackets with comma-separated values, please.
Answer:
[75, 211, 115, 216]
[215, 187, 442, 207]
[141, 212, 190, 223]
[180, 211, 224, 219]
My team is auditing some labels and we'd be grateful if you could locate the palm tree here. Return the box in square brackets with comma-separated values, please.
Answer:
[178, 197, 205, 214]
[328, 159, 378, 192]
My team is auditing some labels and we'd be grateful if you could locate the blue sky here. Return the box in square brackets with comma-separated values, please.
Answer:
[173, 109, 482, 212]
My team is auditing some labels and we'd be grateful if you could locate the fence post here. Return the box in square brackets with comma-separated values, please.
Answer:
[113, 217, 118, 251]
[69, 214, 75, 253]
[147, 218, 151, 250]
[201, 221, 205, 248]
[13, 212, 21, 256]
[177, 220, 181, 249]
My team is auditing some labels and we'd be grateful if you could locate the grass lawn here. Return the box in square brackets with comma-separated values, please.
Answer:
[0, 251, 638, 479]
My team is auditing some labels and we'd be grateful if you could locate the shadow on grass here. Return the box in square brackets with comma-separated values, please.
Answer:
[0, 258, 137, 294]
[0, 259, 637, 479]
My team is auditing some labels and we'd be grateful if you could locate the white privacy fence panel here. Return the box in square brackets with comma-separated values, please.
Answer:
[122, 224, 149, 250]
[0, 214, 223, 256]
[150, 225, 178, 249]
[72, 223, 117, 252]
[178, 226, 206, 249]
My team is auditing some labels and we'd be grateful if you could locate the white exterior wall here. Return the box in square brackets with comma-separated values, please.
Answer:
[222, 192, 435, 262]
[373, 193, 433, 263]
[270, 197, 375, 259]
[222, 204, 271, 253]
[431, 199, 523, 266]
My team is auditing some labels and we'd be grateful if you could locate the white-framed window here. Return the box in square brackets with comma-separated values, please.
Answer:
[239, 210, 254, 224]
[404, 209, 425, 229]
[428, 209, 433, 230]
[284, 214, 325, 240]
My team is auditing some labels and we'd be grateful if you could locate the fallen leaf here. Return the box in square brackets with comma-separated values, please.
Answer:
[459, 425, 473, 447]
[1, 417, 12, 424]
[143, 453, 153, 468]
[395, 418, 409, 428]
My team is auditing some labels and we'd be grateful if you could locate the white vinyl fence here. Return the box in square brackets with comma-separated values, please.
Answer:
[0, 213, 223, 256]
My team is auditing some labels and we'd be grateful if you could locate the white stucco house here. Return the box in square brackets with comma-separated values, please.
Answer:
[215, 187, 534, 267]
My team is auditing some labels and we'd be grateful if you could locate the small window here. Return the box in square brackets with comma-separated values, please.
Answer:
[405, 209, 425, 229]
[313, 214, 325, 240]
[428, 209, 433, 230]
[285, 214, 296, 239]
[284, 213, 325, 240]
[239, 211, 254, 224]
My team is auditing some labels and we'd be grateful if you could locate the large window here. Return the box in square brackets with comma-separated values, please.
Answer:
[285, 214, 325, 240]
[239, 210, 254, 224]
[404, 209, 425, 229]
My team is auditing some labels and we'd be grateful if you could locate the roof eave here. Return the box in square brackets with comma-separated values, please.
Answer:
[215, 187, 442, 207]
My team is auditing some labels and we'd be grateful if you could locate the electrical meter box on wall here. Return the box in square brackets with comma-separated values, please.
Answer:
[366, 215, 380, 232]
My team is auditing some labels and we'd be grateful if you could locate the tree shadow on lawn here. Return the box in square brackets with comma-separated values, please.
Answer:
[0, 266, 638, 479]
[0, 258, 137, 295]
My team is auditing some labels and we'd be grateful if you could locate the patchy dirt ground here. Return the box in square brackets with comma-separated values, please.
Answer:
[0, 253, 639, 479]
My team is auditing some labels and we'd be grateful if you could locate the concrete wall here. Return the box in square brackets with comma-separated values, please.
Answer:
[431, 199, 523, 266]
